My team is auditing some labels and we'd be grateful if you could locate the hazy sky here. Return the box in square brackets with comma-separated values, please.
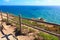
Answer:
[0, 0, 60, 6]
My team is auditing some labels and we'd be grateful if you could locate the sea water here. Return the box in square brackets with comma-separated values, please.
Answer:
[0, 6, 60, 24]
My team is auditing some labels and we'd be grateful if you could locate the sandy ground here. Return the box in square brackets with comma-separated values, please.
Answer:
[0, 13, 35, 40]
[17, 36, 34, 40]
[0, 22, 17, 40]
[0, 13, 18, 40]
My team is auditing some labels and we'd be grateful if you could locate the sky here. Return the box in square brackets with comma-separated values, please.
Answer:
[0, 0, 60, 6]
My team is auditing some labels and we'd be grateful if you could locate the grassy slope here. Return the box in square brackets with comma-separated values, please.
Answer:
[2, 14, 59, 40]
[37, 31, 58, 40]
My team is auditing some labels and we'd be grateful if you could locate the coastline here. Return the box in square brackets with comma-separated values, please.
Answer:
[0, 12, 59, 40]
[1, 12, 60, 26]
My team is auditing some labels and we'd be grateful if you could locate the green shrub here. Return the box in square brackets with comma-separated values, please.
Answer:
[22, 26, 28, 29]
[37, 31, 59, 40]
[28, 28, 35, 33]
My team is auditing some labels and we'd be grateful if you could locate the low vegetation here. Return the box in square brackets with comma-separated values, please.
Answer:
[37, 31, 59, 40]
[2, 14, 60, 40]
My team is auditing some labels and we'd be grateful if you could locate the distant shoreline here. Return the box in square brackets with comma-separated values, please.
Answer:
[1, 12, 60, 26]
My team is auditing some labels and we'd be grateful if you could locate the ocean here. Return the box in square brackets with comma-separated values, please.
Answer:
[0, 6, 60, 24]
